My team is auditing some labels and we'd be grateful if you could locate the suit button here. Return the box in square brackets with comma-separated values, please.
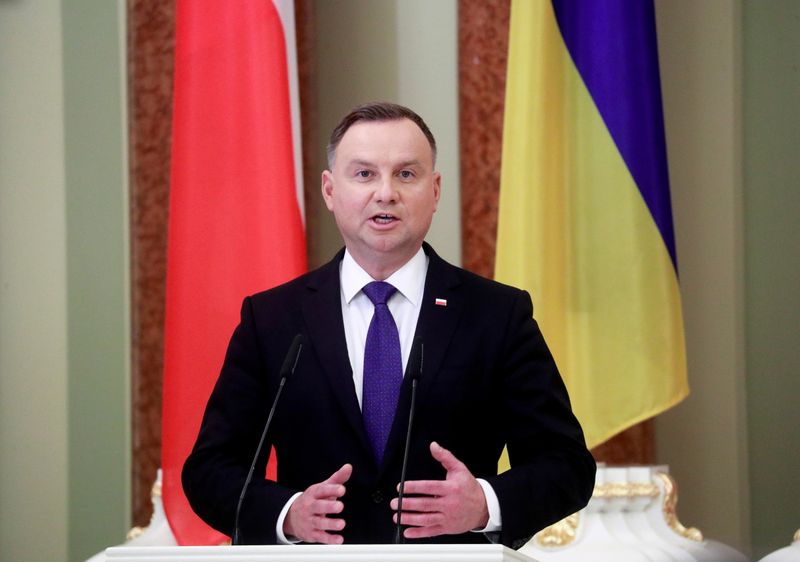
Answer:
[371, 490, 384, 504]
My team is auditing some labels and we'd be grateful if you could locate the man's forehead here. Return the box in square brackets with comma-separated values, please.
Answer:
[340, 118, 424, 141]
[336, 119, 433, 165]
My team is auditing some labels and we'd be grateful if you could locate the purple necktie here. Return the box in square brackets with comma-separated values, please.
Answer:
[362, 281, 403, 464]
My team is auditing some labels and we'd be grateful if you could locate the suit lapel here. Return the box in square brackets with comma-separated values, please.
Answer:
[380, 243, 465, 475]
[301, 250, 372, 458]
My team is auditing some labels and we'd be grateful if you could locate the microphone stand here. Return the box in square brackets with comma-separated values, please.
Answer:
[395, 339, 423, 544]
[232, 334, 304, 545]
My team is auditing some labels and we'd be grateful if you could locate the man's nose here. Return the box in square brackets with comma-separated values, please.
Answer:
[374, 177, 398, 202]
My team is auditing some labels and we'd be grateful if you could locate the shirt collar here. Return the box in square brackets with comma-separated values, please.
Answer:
[340, 247, 428, 306]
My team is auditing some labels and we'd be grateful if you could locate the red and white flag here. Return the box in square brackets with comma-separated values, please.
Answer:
[161, 0, 306, 545]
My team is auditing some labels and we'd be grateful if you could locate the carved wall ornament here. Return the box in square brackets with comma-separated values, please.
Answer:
[592, 482, 660, 499]
[125, 526, 145, 542]
[534, 513, 580, 548]
[125, 474, 164, 541]
[656, 471, 704, 542]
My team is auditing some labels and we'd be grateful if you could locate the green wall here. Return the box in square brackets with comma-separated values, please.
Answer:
[743, 1, 800, 557]
[62, 0, 131, 560]
[0, 1, 130, 560]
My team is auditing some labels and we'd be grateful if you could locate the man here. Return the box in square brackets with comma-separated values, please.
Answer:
[183, 102, 595, 548]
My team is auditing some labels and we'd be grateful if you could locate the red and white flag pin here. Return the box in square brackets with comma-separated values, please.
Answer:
[435, 298, 447, 307]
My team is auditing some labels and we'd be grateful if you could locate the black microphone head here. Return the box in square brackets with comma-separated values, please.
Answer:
[406, 336, 423, 381]
[279, 334, 306, 379]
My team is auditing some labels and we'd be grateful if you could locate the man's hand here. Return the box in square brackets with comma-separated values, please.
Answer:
[283, 463, 352, 544]
[390, 442, 489, 539]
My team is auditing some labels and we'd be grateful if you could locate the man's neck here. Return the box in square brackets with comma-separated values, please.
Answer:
[346, 246, 424, 281]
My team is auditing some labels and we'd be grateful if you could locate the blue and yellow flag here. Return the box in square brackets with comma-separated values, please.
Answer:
[495, 0, 688, 448]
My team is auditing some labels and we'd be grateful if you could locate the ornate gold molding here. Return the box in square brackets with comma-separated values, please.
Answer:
[535, 513, 580, 548]
[656, 472, 703, 542]
[592, 482, 660, 499]
[533, 472, 709, 548]
[126, 526, 145, 541]
[125, 477, 163, 540]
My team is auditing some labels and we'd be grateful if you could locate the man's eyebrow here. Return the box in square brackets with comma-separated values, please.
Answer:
[344, 158, 423, 168]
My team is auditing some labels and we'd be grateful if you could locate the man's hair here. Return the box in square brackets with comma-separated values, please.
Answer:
[326, 102, 437, 168]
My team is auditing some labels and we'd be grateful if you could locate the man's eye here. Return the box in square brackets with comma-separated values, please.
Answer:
[356, 170, 371, 178]
[399, 170, 413, 179]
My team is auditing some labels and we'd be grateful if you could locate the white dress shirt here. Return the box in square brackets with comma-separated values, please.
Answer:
[339, 247, 428, 406]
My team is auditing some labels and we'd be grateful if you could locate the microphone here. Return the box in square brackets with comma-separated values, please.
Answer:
[395, 336, 423, 544]
[232, 333, 305, 545]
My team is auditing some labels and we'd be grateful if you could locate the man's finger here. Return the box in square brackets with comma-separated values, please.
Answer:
[390, 495, 439, 512]
[310, 498, 344, 515]
[393, 511, 443, 527]
[399, 479, 449, 496]
[309, 530, 345, 545]
[325, 463, 353, 485]
[403, 524, 445, 540]
[309, 482, 346, 500]
[312, 515, 346, 532]
[429, 441, 464, 473]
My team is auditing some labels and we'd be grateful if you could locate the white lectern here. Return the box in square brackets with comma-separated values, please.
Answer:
[105, 544, 539, 562]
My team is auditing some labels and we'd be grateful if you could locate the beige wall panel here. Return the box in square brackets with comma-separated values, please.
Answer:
[0, 2, 69, 561]
[654, 0, 750, 553]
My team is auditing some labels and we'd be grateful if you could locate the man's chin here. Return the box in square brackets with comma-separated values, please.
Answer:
[352, 237, 422, 266]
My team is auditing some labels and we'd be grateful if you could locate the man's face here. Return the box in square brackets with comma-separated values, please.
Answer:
[321, 118, 441, 274]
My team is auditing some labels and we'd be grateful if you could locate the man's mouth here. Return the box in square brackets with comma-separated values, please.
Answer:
[372, 213, 398, 225]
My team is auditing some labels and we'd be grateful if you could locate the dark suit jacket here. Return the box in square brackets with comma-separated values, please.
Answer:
[182, 243, 595, 548]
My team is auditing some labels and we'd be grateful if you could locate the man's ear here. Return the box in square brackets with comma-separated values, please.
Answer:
[432, 171, 442, 211]
[321, 170, 335, 211]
